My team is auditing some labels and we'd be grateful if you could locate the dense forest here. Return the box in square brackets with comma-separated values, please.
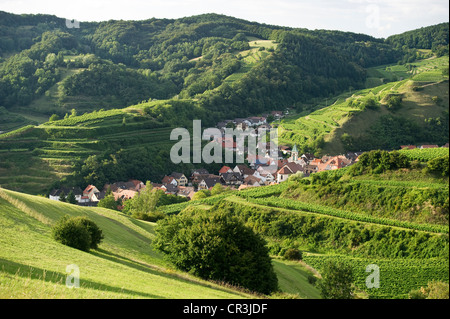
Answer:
[1, 11, 446, 122]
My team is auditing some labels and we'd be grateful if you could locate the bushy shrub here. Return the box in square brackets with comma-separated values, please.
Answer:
[426, 155, 449, 176]
[52, 215, 104, 251]
[77, 216, 104, 249]
[307, 275, 318, 286]
[154, 210, 279, 294]
[283, 248, 303, 260]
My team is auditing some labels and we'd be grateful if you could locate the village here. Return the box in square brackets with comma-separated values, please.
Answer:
[49, 110, 449, 207]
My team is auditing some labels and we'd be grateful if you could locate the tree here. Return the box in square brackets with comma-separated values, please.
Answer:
[386, 95, 402, 110]
[49, 114, 60, 122]
[77, 216, 104, 249]
[52, 215, 104, 251]
[318, 260, 354, 299]
[97, 194, 119, 210]
[426, 156, 449, 176]
[210, 183, 225, 196]
[66, 191, 77, 204]
[58, 190, 66, 202]
[283, 248, 302, 260]
[122, 181, 166, 221]
[192, 189, 210, 200]
[154, 209, 279, 294]
[288, 171, 304, 182]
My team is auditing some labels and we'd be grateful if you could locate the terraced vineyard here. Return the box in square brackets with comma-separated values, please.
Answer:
[158, 148, 449, 299]
[0, 106, 176, 194]
[242, 195, 448, 234]
[303, 254, 449, 299]
[399, 147, 449, 162]
[278, 55, 449, 155]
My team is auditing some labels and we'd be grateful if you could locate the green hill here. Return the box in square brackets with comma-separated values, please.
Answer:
[278, 55, 449, 156]
[159, 151, 449, 299]
[0, 12, 448, 194]
[0, 187, 255, 298]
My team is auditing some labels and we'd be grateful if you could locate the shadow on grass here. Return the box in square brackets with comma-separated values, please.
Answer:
[0, 257, 165, 299]
[91, 248, 249, 297]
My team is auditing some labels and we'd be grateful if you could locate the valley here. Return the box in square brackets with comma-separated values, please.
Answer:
[0, 11, 448, 300]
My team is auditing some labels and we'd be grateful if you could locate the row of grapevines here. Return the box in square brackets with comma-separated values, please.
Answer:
[237, 181, 293, 198]
[246, 196, 448, 234]
[43, 109, 125, 127]
[399, 148, 449, 162]
[303, 254, 449, 299]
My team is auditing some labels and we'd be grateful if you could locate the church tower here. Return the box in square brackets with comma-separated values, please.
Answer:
[290, 144, 299, 162]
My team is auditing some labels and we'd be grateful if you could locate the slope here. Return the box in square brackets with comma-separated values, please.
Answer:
[278, 55, 449, 155]
[158, 152, 449, 299]
[0, 187, 253, 298]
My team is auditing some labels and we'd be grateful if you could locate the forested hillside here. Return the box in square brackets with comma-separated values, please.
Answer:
[2, 11, 434, 121]
[0, 11, 448, 194]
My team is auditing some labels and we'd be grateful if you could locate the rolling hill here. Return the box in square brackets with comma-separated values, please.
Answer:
[159, 148, 449, 299]
[277, 55, 449, 155]
[0, 11, 448, 300]
[0, 186, 256, 298]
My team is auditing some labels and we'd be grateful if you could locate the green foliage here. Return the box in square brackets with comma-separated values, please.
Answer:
[122, 181, 157, 215]
[49, 114, 60, 122]
[350, 150, 410, 175]
[287, 171, 304, 182]
[386, 95, 403, 110]
[210, 183, 226, 196]
[409, 281, 449, 299]
[51, 215, 104, 251]
[77, 216, 104, 249]
[317, 260, 354, 299]
[58, 190, 66, 202]
[399, 148, 449, 162]
[192, 189, 210, 200]
[60, 63, 178, 109]
[280, 158, 449, 228]
[66, 191, 77, 204]
[97, 194, 119, 211]
[121, 182, 184, 221]
[426, 156, 449, 177]
[305, 255, 449, 299]
[0, 30, 71, 106]
[154, 209, 279, 294]
[386, 22, 449, 57]
[246, 195, 448, 233]
[283, 248, 303, 261]
[217, 199, 449, 258]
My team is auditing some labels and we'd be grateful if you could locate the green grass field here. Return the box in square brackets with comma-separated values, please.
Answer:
[223, 39, 278, 84]
[0, 187, 256, 299]
[271, 259, 322, 299]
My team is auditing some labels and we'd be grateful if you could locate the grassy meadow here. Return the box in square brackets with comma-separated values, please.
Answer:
[0, 187, 256, 299]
